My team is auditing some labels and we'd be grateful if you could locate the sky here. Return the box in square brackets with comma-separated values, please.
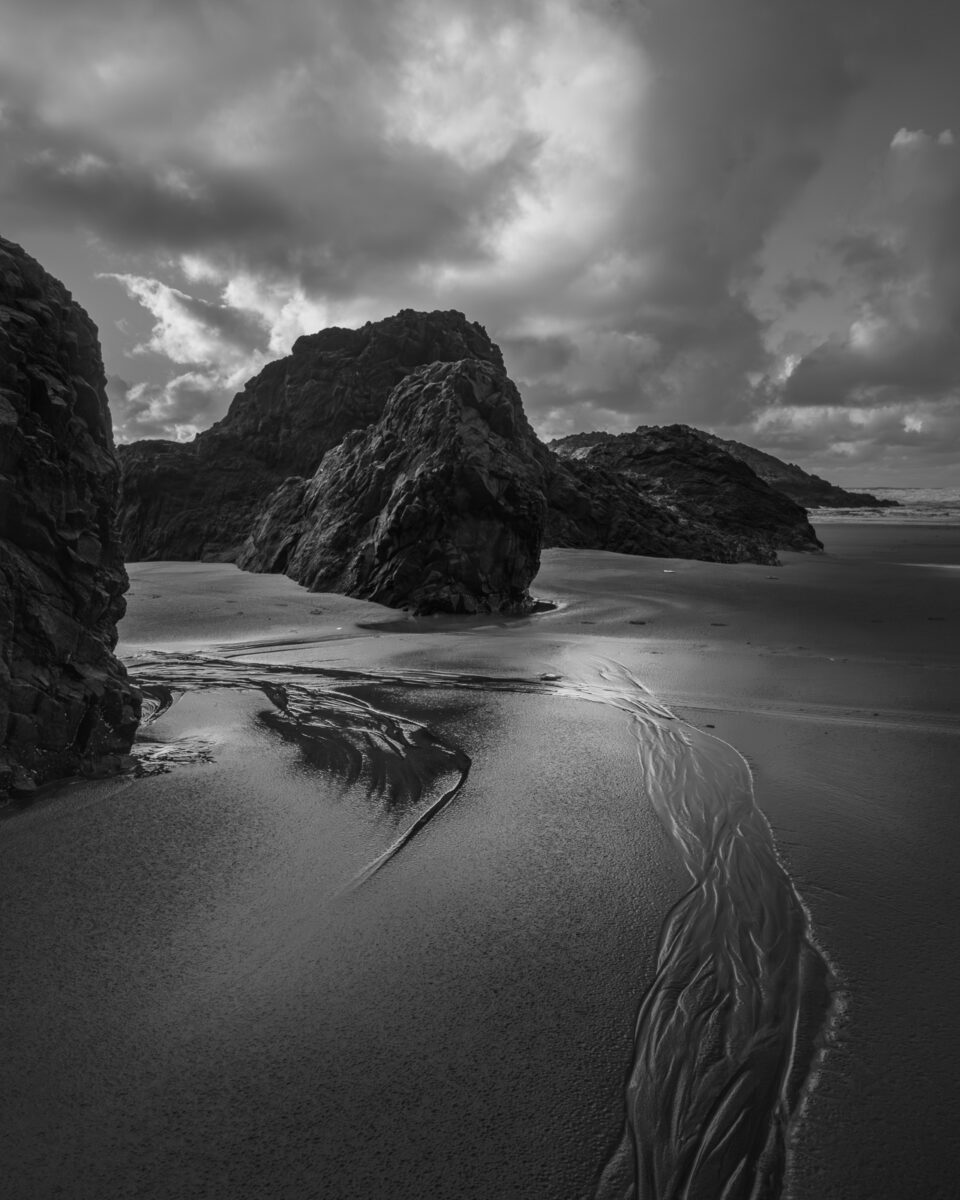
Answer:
[2, 0, 959, 486]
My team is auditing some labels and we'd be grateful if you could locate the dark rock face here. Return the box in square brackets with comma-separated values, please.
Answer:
[0, 237, 140, 798]
[124, 308, 828, 613]
[548, 425, 823, 562]
[700, 433, 898, 508]
[118, 310, 504, 561]
[238, 359, 547, 613]
[546, 458, 781, 565]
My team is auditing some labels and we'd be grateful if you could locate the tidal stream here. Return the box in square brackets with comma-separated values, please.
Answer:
[127, 651, 836, 1200]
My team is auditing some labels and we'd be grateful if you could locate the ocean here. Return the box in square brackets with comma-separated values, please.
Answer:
[809, 486, 960, 524]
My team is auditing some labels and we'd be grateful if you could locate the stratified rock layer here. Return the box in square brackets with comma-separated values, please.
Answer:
[0, 237, 140, 797]
[118, 310, 503, 561]
[548, 426, 822, 561]
[238, 359, 547, 613]
[700, 432, 898, 508]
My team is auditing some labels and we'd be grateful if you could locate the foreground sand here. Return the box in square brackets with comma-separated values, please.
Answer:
[2, 526, 958, 1198]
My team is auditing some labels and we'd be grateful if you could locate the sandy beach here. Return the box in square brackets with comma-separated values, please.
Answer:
[3, 524, 958, 1198]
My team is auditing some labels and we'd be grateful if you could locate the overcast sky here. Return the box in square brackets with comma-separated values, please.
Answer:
[3, 0, 959, 485]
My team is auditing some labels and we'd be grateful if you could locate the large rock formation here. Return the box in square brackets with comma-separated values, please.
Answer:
[700, 433, 898, 508]
[0, 237, 140, 798]
[238, 359, 548, 613]
[118, 310, 504, 561]
[548, 426, 822, 561]
[546, 457, 781, 565]
[122, 309, 830, 612]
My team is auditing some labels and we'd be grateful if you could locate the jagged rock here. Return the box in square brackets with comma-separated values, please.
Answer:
[545, 458, 782, 565]
[548, 425, 822, 561]
[118, 310, 504, 561]
[124, 308, 828, 608]
[699, 433, 899, 508]
[238, 359, 547, 613]
[0, 237, 140, 798]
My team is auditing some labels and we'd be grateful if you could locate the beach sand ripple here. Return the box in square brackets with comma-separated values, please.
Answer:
[126, 649, 835, 1200]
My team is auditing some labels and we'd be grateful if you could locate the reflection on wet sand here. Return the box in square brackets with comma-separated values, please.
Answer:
[127, 649, 836, 1200]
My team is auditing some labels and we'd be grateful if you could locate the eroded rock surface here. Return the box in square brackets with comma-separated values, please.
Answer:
[0, 237, 139, 797]
[118, 310, 503, 561]
[548, 426, 822, 561]
[123, 310, 828, 612]
[545, 458, 782, 565]
[239, 359, 547, 613]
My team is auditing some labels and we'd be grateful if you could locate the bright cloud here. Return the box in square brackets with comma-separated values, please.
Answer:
[103, 274, 269, 366]
[1, 0, 959, 482]
[784, 129, 960, 414]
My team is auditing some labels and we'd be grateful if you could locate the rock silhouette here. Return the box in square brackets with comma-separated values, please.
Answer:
[548, 426, 822, 561]
[118, 310, 503, 562]
[119, 310, 830, 613]
[239, 359, 548, 614]
[0, 237, 140, 798]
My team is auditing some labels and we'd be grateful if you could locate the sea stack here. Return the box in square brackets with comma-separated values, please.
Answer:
[119, 308, 830, 603]
[239, 358, 548, 613]
[0, 237, 140, 797]
[118, 309, 505, 562]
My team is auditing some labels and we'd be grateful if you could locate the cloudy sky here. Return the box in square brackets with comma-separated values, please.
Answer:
[3, 0, 959, 485]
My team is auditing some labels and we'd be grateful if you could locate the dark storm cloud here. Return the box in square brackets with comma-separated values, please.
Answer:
[4, 0, 544, 279]
[777, 276, 833, 308]
[784, 129, 960, 408]
[3, 0, 960, 479]
[830, 232, 898, 280]
[2, 108, 534, 290]
[15, 146, 291, 253]
[784, 335, 960, 406]
[165, 292, 271, 356]
[478, 0, 868, 429]
[499, 334, 576, 380]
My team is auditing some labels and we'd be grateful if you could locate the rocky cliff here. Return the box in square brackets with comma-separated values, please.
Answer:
[0, 237, 140, 798]
[238, 359, 548, 614]
[118, 310, 503, 561]
[549, 426, 822, 560]
[699, 433, 898, 508]
[122, 310, 830, 611]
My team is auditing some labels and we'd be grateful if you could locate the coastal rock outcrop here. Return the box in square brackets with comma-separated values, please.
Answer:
[545, 458, 782, 565]
[118, 310, 504, 561]
[0, 237, 140, 797]
[238, 358, 548, 613]
[122, 308, 829, 606]
[700, 432, 898, 508]
[548, 425, 823, 561]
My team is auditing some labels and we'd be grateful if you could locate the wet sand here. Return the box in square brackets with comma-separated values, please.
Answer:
[537, 525, 960, 1199]
[2, 526, 958, 1198]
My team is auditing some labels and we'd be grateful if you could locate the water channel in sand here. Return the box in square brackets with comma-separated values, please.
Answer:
[120, 648, 836, 1200]
[6, 532, 957, 1197]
